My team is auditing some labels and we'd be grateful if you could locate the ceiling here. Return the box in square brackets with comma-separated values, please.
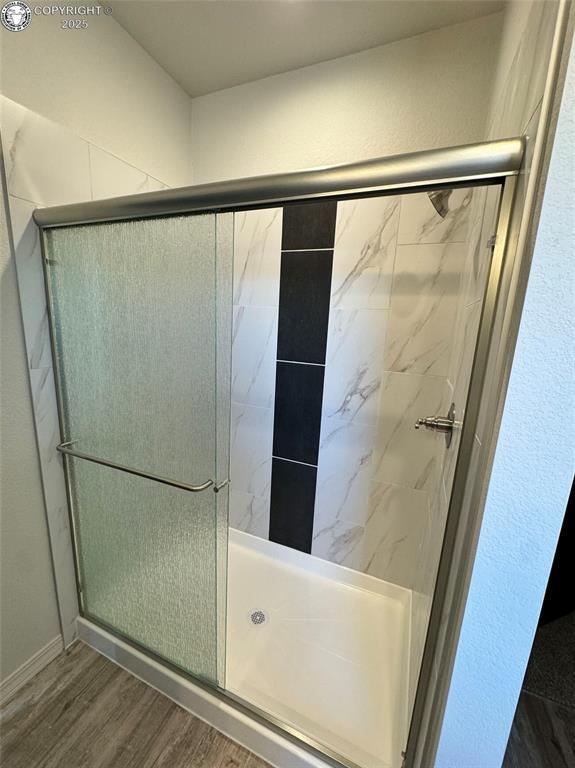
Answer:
[109, 0, 505, 98]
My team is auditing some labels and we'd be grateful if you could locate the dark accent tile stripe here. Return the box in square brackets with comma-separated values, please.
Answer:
[281, 201, 337, 250]
[272, 362, 324, 466]
[269, 458, 317, 553]
[277, 250, 333, 364]
[269, 201, 337, 554]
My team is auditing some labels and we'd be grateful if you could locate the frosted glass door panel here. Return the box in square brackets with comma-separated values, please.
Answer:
[44, 214, 225, 684]
[45, 215, 217, 483]
[70, 458, 218, 681]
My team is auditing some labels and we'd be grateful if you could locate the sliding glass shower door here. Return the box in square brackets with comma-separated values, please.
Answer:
[44, 214, 231, 685]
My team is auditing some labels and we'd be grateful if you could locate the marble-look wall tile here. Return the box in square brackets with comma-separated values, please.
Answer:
[331, 196, 400, 309]
[29, 366, 61, 473]
[374, 371, 444, 493]
[229, 208, 281, 536]
[450, 300, 483, 420]
[314, 417, 377, 526]
[29, 366, 79, 643]
[404, 186, 507, 711]
[230, 403, 274, 499]
[520, 1, 557, 133]
[398, 189, 473, 245]
[229, 490, 270, 539]
[442, 299, 483, 500]
[311, 516, 364, 570]
[1, 97, 90, 206]
[412, 477, 449, 611]
[363, 482, 428, 587]
[488, 1, 557, 140]
[310, 190, 473, 589]
[9, 196, 51, 369]
[89, 145, 148, 200]
[384, 243, 464, 376]
[322, 308, 388, 425]
[312, 481, 428, 589]
[233, 208, 282, 307]
[230, 187, 473, 595]
[461, 185, 501, 310]
[232, 306, 278, 409]
[459, 185, 487, 310]
[441, 182, 501, 506]
[408, 484, 449, 713]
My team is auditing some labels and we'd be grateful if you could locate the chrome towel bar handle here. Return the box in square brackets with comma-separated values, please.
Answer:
[56, 441, 219, 493]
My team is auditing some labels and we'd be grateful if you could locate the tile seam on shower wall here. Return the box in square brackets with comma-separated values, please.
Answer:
[6, 192, 41, 207]
[464, 296, 483, 311]
[281, 248, 334, 253]
[1, 96, 171, 190]
[272, 455, 318, 469]
[276, 359, 325, 367]
[269, 200, 337, 554]
[396, 238, 469, 246]
[87, 140, 94, 200]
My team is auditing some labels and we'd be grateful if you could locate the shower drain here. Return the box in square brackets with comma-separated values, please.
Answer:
[248, 609, 269, 627]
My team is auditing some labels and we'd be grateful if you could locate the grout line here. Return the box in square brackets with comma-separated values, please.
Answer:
[281, 248, 334, 253]
[372, 478, 431, 498]
[86, 139, 158, 183]
[276, 359, 325, 367]
[396, 238, 469, 247]
[464, 296, 483, 310]
[7, 191, 42, 207]
[231, 400, 272, 412]
[87, 143, 94, 200]
[382, 370, 447, 382]
[272, 455, 318, 469]
[521, 95, 544, 136]
[329, 306, 391, 313]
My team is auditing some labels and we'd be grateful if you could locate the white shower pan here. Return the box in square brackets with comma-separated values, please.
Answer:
[226, 529, 412, 768]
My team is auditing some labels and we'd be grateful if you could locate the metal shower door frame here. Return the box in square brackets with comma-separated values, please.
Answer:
[35, 138, 523, 768]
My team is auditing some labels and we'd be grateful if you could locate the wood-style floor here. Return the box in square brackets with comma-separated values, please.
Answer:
[503, 689, 575, 768]
[2, 641, 574, 768]
[0, 642, 271, 768]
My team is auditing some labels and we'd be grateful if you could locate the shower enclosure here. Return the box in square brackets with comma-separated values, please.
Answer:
[34, 139, 522, 768]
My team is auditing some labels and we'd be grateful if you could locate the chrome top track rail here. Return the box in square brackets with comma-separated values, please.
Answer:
[33, 138, 524, 229]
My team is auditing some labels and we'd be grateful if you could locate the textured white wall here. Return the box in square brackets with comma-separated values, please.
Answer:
[437, 5, 573, 766]
[0, 12, 193, 187]
[190, 14, 503, 184]
[0, 179, 61, 681]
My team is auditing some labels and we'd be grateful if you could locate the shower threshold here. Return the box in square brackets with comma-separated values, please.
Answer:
[226, 529, 411, 768]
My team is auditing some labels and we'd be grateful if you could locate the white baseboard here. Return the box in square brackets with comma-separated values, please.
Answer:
[77, 618, 332, 768]
[0, 635, 64, 707]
